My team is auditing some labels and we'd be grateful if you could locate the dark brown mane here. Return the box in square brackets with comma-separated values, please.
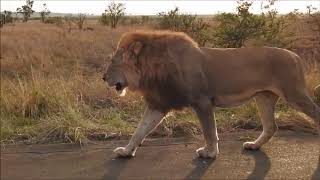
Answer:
[140, 72, 191, 113]
[117, 31, 198, 50]
[118, 31, 198, 112]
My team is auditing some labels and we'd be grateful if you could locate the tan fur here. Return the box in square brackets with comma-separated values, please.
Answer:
[103, 31, 320, 158]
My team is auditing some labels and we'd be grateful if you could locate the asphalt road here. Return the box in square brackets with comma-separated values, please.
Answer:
[1, 131, 319, 180]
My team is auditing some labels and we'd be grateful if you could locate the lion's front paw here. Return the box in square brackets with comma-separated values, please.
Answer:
[243, 142, 260, 150]
[196, 146, 219, 159]
[113, 147, 135, 157]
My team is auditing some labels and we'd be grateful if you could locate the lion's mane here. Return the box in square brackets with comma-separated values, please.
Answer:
[118, 31, 199, 112]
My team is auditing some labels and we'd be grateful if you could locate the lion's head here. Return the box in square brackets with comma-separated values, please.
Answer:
[102, 31, 199, 111]
[102, 40, 142, 96]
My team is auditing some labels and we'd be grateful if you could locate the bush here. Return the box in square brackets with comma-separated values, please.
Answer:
[99, 13, 110, 26]
[127, 16, 141, 25]
[0, 11, 14, 27]
[44, 16, 63, 25]
[158, 7, 211, 46]
[256, 9, 296, 48]
[116, 16, 155, 26]
[76, 13, 86, 30]
[63, 15, 76, 32]
[306, 5, 320, 41]
[0, 14, 4, 28]
[213, 1, 296, 48]
[213, 0, 295, 48]
[213, 1, 265, 48]
[48, 14, 86, 31]
[141, 16, 150, 24]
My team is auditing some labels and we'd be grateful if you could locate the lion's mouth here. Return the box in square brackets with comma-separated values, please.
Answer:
[115, 82, 123, 91]
[114, 82, 127, 96]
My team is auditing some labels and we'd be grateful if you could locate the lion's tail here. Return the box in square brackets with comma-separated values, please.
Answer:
[314, 85, 320, 126]
[314, 84, 320, 104]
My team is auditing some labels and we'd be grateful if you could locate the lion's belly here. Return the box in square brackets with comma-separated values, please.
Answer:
[213, 91, 258, 108]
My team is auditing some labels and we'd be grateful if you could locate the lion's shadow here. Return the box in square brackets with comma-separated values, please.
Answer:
[102, 156, 131, 180]
[243, 149, 271, 180]
[311, 155, 320, 180]
[185, 158, 215, 179]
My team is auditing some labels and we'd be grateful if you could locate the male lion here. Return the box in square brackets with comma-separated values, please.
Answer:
[102, 31, 320, 159]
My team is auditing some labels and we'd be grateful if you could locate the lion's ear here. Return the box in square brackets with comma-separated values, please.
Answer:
[130, 41, 143, 56]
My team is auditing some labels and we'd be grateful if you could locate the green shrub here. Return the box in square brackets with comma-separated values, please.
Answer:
[0, 11, 14, 27]
[213, 1, 265, 48]
[44, 16, 63, 26]
[306, 5, 320, 42]
[118, 16, 151, 26]
[158, 7, 211, 46]
[99, 13, 110, 26]
[128, 16, 141, 25]
[0, 14, 4, 28]
[213, 0, 295, 48]
[141, 16, 150, 24]
[256, 9, 296, 48]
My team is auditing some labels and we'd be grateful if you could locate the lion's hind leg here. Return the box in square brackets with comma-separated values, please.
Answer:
[285, 89, 320, 125]
[243, 91, 279, 150]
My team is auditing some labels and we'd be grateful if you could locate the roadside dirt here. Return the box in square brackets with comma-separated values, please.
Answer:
[1, 131, 319, 180]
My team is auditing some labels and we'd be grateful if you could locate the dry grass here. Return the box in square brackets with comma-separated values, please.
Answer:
[0, 22, 144, 143]
[1, 20, 319, 144]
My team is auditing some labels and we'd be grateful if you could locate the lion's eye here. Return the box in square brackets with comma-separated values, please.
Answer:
[107, 55, 112, 61]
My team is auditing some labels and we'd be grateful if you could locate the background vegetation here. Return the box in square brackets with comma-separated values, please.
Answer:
[1, 0, 320, 144]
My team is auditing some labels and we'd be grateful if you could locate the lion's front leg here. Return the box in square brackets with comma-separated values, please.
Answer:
[193, 99, 219, 159]
[114, 107, 165, 157]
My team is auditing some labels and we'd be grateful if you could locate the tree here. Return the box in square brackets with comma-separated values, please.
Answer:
[40, 3, 50, 23]
[76, 13, 86, 30]
[102, 1, 126, 28]
[17, 0, 34, 22]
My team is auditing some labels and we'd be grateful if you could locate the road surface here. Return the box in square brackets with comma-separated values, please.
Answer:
[1, 131, 319, 179]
